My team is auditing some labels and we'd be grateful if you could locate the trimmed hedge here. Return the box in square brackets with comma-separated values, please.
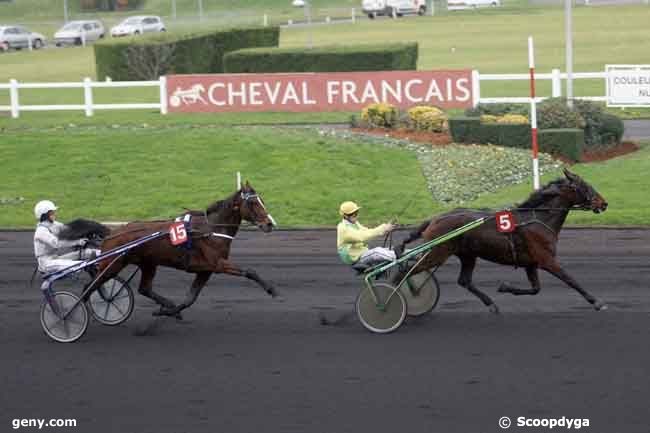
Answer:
[449, 118, 585, 161]
[538, 129, 584, 162]
[223, 43, 418, 73]
[94, 26, 279, 81]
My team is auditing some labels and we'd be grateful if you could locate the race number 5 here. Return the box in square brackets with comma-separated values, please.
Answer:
[169, 222, 188, 245]
[496, 211, 516, 233]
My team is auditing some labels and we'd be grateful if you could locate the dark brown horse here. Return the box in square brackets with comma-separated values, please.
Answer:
[94, 181, 277, 319]
[396, 169, 608, 313]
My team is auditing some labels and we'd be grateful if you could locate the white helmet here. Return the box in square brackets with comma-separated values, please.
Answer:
[34, 200, 57, 220]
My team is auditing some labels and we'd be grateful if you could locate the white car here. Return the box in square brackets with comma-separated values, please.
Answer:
[362, 0, 426, 19]
[0, 25, 46, 51]
[292, 0, 306, 6]
[110, 16, 166, 37]
[54, 20, 105, 46]
[448, 0, 501, 9]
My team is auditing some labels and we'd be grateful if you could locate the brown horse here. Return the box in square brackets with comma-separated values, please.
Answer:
[93, 181, 277, 319]
[396, 169, 608, 313]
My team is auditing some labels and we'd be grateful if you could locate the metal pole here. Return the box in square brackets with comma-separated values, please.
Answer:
[63, 0, 69, 23]
[198, 0, 203, 21]
[427, 0, 434, 16]
[565, 0, 574, 108]
[172, 0, 177, 20]
[306, 0, 313, 49]
[528, 36, 540, 191]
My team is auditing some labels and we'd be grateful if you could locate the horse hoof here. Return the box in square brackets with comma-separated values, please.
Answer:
[594, 300, 608, 311]
[488, 304, 500, 314]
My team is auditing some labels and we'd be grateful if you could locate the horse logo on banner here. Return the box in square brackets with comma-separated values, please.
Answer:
[169, 84, 207, 107]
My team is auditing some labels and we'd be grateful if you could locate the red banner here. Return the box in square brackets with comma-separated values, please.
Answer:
[166, 70, 474, 113]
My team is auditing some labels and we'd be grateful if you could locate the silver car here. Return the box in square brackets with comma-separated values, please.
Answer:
[0, 25, 46, 51]
[54, 20, 105, 46]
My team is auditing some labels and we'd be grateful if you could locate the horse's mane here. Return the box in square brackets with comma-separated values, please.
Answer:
[518, 178, 569, 208]
[59, 218, 111, 240]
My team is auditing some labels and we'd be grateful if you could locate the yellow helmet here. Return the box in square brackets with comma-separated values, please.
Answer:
[339, 201, 361, 216]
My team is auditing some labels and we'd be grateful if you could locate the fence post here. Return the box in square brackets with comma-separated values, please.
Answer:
[551, 68, 562, 97]
[263, 13, 268, 26]
[83, 77, 94, 117]
[28, 34, 32, 51]
[172, 0, 177, 19]
[81, 29, 86, 47]
[352, 8, 356, 23]
[326, 16, 330, 23]
[9, 79, 19, 119]
[471, 70, 480, 107]
[198, 0, 204, 21]
[159, 76, 168, 115]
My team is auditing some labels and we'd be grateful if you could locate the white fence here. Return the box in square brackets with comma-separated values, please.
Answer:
[0, 77, 168, 118]
[0, 70, 610, 119]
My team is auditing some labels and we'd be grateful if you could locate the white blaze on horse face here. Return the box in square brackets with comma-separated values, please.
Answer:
[257, 196, 277, 227]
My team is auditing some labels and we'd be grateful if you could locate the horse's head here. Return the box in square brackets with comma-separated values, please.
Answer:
[237, 181, 276, 233]
[560, 168, 608, 213]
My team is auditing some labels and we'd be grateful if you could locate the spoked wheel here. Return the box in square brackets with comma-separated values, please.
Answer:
[400, 271, 441, 317]
[356, 283, 406, 333]
[40, 291, 89, 343]
[87, 276, 134, 326]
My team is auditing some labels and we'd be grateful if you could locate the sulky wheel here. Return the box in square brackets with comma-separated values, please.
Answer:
[356, 283, 406, 333]
[87, 276, 134, 326]
[40, 291, 89, 343]
[400, 271, 441, 317]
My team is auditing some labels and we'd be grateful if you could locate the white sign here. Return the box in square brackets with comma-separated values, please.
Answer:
[606, 65, 650, 107]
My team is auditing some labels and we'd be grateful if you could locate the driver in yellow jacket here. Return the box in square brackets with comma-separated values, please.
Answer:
[337, 201, 396, 267]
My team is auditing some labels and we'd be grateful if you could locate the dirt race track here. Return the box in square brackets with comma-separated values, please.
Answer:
[1, 229, 649, 433]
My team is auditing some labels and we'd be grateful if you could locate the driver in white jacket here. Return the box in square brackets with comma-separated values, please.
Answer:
[33, 200, 99, 274]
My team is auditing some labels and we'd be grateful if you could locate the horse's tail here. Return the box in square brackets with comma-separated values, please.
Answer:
[59, 218, 111, 242]
[395, 218, 432, 257]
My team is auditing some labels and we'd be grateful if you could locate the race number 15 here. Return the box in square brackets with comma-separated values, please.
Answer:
[169, 222, 188, 245]
[496, 211, 516, 233]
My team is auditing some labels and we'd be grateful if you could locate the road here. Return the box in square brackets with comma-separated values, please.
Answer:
[0, 229, 649, 433]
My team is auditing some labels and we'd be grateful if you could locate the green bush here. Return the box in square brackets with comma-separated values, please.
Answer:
[465, 103, 529, 118]
[449, 117, 481, 143]
[450, 117, 584, 161]
[599, 113, 625, 146]
[537, 97, 585, 130]
[538, 129, 584, 162]
[223, 43, 418, 73]
[94, 26, 279, 81]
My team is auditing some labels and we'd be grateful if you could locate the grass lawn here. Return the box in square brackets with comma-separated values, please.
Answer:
[0, 125, 436, 227]
[0, 124, 646, 228]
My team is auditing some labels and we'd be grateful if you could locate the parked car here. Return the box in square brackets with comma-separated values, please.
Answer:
[110, 16, 166, 37]
[0, 25, 46, 51]
[54, 20, 105, 46]
[362, 0, 426, 19]
[292, 0, 306, 6]
[447, 0, 501, 9]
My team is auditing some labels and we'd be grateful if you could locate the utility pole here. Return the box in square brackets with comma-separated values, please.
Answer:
[305, 0, 313, 49]
[565, 0, 574, 108]
[63, 0, 69, 23]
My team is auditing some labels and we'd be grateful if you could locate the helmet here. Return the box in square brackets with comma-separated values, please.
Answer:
[34, 200, 57, 220]
[339, 201, 361, 216]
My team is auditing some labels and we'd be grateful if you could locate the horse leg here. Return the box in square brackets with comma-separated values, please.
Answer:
[163, 272, 212, 316]
[498, 266, 542, 295]
[219, 259, 277, 297]
[540, 260, 607, 311]
[457, 255, 499, 313]
[136, 264, 181, 318]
